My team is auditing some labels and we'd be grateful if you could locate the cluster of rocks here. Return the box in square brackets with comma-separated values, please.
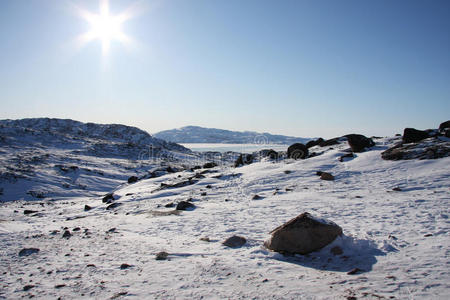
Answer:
[220, 212, 343, 257]
[286, 133, 375, 160]
[382, 120, 450, 160]
[232, 133, 375, 167]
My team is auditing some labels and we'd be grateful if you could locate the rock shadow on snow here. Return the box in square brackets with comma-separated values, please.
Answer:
[268, 235, 385, 274]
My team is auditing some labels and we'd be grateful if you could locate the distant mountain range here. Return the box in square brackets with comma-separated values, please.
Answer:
[154, 126, 310, 144]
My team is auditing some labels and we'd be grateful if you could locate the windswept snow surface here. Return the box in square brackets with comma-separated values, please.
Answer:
[0, 136, 449, 299]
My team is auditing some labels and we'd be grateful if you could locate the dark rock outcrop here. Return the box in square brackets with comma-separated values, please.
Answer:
[382, 138, 450, 160]
[320, 172, 335, 181]
[19, 248, 40, 257]
[155, 251, 169, 260]
[259, 149, 279, 159]
[102, 193, 115, 203]
[127, 176, 138, 184]
[319, 138, 340, 147]
[252, 194, 263, 200]
[403, 128, 430, 144]
[438, 120, 450, 133]
[306, 138, 325, 148]
[264, 212, 342, 255]
[176, 201, 195, 211]
[203, 162, 217, 169]
[62, 230, 72, 239]
[287, 143, 308, 159]
[234, 154, 254, 167]
[120, 263, 132, 269]
[344, 134, 375, 152]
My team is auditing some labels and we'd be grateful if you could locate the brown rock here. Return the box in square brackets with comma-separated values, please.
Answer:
[320, 172, 335, 181]
[264, 212, 342, 255]
[155, 251, 169, 260]
[223, 235, 246, 248]
[345, 134, 375, 152]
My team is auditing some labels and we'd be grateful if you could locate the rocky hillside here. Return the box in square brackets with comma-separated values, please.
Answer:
[0, 118, 193, 201]
[154, 125, 310, 144]
[0, 118, 189, 156]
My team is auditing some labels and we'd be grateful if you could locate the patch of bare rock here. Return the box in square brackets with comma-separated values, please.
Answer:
[382, 121, 450, 160]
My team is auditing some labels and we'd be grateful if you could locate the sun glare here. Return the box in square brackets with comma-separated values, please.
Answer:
[77, 0, 132, 55]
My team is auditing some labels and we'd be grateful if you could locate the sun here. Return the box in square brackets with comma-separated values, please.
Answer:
[76, 0, 132, 55]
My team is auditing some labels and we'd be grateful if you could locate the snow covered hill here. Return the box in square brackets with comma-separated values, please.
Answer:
[0, 118, 193, 201]
[0, 131, 449, 299]
[154, 125, 311, 144]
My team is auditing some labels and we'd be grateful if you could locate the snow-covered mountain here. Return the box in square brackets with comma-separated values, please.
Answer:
[0, 118, 193, 201]
[0, 118, 189, 155]
[154, 125, 310, 144]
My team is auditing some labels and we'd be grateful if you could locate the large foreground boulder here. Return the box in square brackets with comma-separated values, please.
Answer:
[403, 128, 430, 144]
[264, 212, 342, 255]
[345, 134, 375, 152]
[287, 143, 308, 159]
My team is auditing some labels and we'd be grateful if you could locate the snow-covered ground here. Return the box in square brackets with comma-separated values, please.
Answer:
[0, 136, 449, 299]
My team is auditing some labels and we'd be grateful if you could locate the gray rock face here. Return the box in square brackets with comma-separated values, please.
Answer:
[264, 212, 342, 255]
[19, 248, 40, 257]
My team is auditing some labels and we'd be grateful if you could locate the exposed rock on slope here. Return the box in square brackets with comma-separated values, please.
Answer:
[344, 134, 375, 153]
[402, 128, 430, 144]
[287, 143, 308, 159]
[382, 123, 450, 160]
[381, 137, 450, 160]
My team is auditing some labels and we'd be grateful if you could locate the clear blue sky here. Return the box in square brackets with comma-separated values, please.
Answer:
[0, 0, 449, 138]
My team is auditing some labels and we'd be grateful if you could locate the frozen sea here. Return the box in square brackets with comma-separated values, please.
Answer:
[181, 143, 289, 153]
